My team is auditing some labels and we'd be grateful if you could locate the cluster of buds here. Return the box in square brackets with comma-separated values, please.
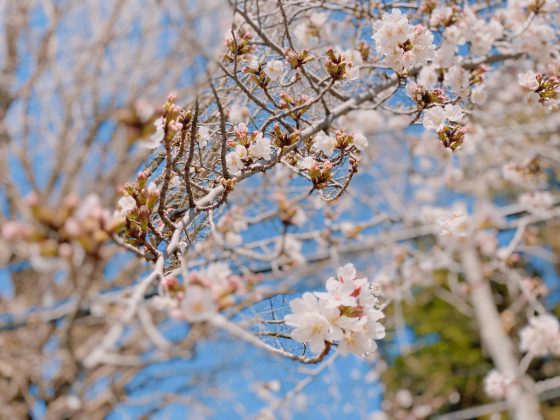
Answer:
[275, 193, 306, 226]
[113, 99, 161, 145]
[357, 41, 370, 62]
[422, 104, 465, 150]
[118, 171, 161, 247]
[154, 264, 262, 322]
[285, 48, 314, 69]
[220, 177, 237, 192]
[419, 0, 439, 15]
[519, 71, 560, 106]
[232, 123, 255, 147]
[308, 159, 333, 190]
[469, 65, 489, 86]
[437, 124, 466, 150]
[224, 26, 255, 62]
[407, 82, 448, 108]
[428, 4, 461, 28]
[164, 93, 192, 134]
[335, 130, 368, 151]
[271, 123, 300, 149]
[528, 0, 556, 14]
[312, 129, 368, 157]
[324, 48, 354, 81]
[243, 61, 271, 89]
[2, 193, 121, 265]
[278, 92, 310, 120]
[146, 93, 193, 150]
[334, 131, 353, 150]
[502, 158, 547, 187]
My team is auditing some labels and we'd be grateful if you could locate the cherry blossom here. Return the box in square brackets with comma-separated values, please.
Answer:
[181, 286, 218, 322]
[352, 132, 368, 151]
[314, 132, 337, 156]
[519, 314, 560, 357]
[143, 117, 165, 149]
[372, 9, 435, 71]
[484, 370, 511, 399]
[285, 264, 384, 356]
[437, 209, 469, 238]
[265, 59, 285, 82]
[422, 104, 463, 132]
[229, 103, 250, 123]
[248, 133, 273, 160]
[4, 2, 560, 417]
[117, 195, 136, 216]
[284, 293, 332, 353]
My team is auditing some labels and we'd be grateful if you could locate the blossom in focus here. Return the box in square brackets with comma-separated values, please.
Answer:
[337, 263, 357, 281]
[316, 276, 358, 309]
[285, 263, 384, 356]
[249, 133, 273, 160]
[284, 292, 332, 353]
[372, 9, 435, 71]
[423, 104, 463, 131]
[226, 144, 248, 174]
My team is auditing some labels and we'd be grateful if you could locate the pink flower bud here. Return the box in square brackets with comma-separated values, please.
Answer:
[1, 221, 32, 241]
[59, 243, 73, 258]
[64, 218, 83, 236]
[63, 194, 80, 208]
[25, 192, 39, 206]
[162, 276, 178, 289]
[138, 205, 151, 220]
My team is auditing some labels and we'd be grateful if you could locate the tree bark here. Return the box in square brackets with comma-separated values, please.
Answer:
[461, 246, 542, 420]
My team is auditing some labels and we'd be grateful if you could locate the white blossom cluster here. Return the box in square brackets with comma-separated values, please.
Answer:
[519, 191, 555, 214]
[484, 369, 512, 399]
[372, 9, 435, 71]
[313, 131, 368, 156]
[284, 263, 385, 356]
[226, 123, 274, 175]
[153, 262, 252, 323]
[437, 208, 470, 238]
[519, 313, 560, 357]
[423, 104, 463, 132]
